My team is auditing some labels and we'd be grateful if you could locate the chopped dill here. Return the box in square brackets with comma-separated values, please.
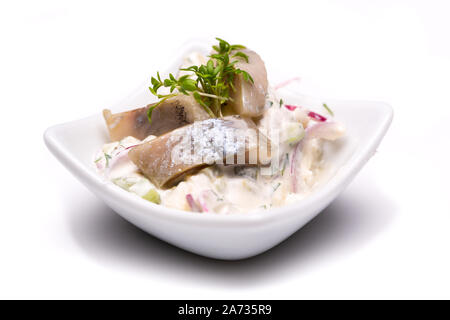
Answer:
[281, 153, 289, 175]
[104, 153, 112, 167]
[273, 182, 281, 192]
[322, 103, 334, 116]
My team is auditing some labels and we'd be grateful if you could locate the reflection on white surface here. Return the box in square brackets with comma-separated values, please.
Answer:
[66, 171, 396, 287]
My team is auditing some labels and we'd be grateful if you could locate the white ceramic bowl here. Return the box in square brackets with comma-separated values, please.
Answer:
[44, 41, 393, 260]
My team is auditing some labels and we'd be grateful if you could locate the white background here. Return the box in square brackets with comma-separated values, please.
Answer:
[1, 0, 449, 299]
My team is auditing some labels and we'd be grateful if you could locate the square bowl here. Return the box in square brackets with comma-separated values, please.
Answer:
[44, 41, 393, 260]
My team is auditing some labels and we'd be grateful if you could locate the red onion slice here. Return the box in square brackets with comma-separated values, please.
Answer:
[186, 194, 202, 212]
[307, 111, 327, 122]
[274, 77, 301, 90]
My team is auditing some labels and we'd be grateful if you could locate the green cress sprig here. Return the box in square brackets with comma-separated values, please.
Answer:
[147, 38, 254, 122]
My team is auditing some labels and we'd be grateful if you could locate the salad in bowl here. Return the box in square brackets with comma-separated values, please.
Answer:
[94, 38, 345, 214]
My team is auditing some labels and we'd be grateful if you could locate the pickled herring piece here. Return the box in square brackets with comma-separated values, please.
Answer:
[103, 95, 210, 141]
[228, 49, 268, 117]
[128, 116, 272, 188]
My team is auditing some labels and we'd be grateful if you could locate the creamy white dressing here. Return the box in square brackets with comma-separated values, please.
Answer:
[94, 90, 345, 214]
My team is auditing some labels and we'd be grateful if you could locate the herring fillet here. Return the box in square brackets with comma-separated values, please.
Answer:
[128, 116, 272, 188]
[103, 95, 210, 141]
[228, 49, 269, 118]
